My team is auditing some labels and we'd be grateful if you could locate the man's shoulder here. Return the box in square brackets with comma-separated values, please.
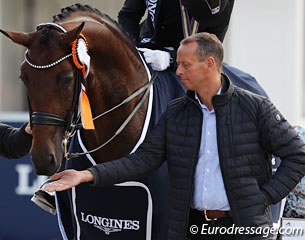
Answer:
[233, 85, 268, 102]
[232, 85, 272, 115]
[167, 96, 188, 109]
[165, 95, 200, 116]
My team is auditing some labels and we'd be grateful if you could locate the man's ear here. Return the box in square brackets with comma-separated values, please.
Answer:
[206, 56, 215, 69]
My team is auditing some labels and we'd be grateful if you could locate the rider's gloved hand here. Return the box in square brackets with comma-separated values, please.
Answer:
[138, 48, 171, 71]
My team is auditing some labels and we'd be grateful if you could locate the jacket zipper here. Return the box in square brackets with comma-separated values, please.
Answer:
[216, 104, 240, 234]
[185, 97, 203, 238]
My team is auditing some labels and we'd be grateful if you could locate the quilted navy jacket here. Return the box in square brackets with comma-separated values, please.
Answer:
[90, 74, 305, 240]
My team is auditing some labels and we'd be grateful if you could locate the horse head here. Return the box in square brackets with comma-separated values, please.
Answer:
[0, 23, 85, 175]
[0, 5, 150, 176]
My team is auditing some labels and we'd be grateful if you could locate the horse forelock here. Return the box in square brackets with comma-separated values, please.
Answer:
[36, 26, 56, 45]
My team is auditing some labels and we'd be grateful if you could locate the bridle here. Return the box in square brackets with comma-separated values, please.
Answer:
[26, 23, 81, 135]
[25, 22, 155, 159]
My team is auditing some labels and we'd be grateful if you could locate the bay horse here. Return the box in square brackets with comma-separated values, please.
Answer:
[0, 3, 271, 239]
[0, 4, 185, 240]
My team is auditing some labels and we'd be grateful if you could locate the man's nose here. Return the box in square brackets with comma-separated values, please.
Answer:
[176, 65, 182, 76]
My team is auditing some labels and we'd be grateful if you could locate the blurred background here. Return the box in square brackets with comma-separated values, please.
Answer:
[0, 0, 304, 239]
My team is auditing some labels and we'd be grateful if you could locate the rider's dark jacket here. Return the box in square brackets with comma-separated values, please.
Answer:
[89, 74, 305, 240]
[118, 0, 234, 49]
[0, 123, 32, 158]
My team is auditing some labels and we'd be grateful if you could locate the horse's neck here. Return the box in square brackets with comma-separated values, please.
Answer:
[89, 35, 148, 111]
[80, 31, 149, 163]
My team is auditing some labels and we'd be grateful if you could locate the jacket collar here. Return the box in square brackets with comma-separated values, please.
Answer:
[186, 73, 234, 105]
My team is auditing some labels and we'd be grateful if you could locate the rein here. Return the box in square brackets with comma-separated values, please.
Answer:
[66, 73, 157, 159]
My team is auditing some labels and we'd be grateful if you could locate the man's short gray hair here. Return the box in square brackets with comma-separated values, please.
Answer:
[180, 32, 224, 70]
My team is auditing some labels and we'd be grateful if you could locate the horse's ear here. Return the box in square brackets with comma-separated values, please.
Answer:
[61, 22, 85, 44]
[0, 29, 34, 48]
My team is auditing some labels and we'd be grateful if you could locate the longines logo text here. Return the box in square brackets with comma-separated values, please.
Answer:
[81, 212, 140, 235]
[15, 164, 48, 195]
[146, 0, 157, 26]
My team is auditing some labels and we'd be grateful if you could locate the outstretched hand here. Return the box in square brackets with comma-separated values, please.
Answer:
[25, 123, 32, 135]
[43, 169, 94, 192]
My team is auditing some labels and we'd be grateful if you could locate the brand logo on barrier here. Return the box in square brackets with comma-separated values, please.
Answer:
[80, 212, 140, 235]
[146, 0, 158, 26]
[15, 164, 48, 195]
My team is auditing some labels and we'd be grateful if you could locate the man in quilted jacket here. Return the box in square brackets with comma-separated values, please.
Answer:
[44, 32, 305, 240]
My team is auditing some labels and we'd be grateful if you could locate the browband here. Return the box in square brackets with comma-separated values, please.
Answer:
[36, 22, 67, 33]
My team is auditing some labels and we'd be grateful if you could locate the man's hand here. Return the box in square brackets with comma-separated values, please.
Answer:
[43, 169, 94, 192]
[25, 123, 32, 135]
[138, 48, 171, 71]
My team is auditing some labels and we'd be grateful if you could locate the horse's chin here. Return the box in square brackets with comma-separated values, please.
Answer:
[34, 162, 62, 176]
[31, 151, 63, 176]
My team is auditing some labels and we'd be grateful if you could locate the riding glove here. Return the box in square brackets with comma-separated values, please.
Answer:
[138, 48, 171, 71]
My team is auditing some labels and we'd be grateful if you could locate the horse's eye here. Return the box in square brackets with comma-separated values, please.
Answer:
[60, 74, 74, 88]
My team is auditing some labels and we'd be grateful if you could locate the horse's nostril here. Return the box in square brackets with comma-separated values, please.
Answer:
[34, 153, 59, 176]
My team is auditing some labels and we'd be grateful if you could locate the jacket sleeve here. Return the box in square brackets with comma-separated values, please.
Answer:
[0, 123, 32, 159]
[258, 99, 305, 204]
[118, 0, 147, 43]
[89, 112, 167, 187]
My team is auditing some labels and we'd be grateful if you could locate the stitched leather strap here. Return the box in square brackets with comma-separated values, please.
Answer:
[204, 210, 232, 219]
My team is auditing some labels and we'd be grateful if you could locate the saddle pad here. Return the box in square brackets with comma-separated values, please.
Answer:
[56, 133, 152, 240]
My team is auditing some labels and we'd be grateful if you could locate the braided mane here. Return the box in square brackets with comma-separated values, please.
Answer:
[53, 4, 103, 24]
[52, 3, 133, 46]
